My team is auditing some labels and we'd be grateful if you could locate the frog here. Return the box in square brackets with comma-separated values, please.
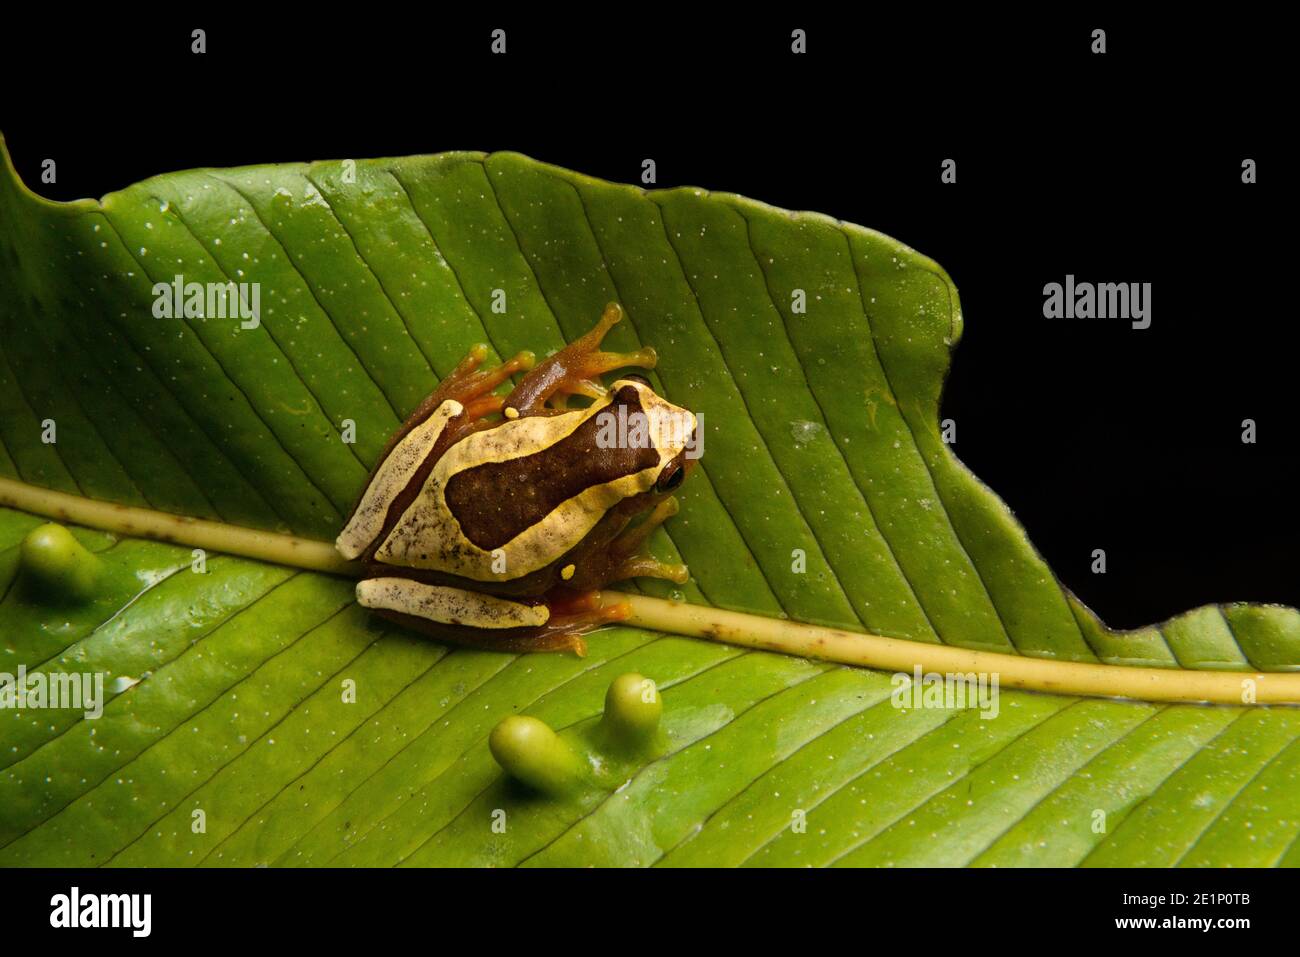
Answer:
[336, 303, 699, 655]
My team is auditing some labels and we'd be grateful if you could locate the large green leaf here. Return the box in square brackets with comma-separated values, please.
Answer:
[2, 140, 1299, 866]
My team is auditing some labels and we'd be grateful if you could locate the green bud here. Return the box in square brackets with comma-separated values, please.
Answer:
[601, 673, 662, 746]
[489, 715, 582, 795]
[20, 523, 102, 601]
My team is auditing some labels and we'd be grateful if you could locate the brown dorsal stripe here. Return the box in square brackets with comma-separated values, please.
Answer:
[444, 386, 658, 549]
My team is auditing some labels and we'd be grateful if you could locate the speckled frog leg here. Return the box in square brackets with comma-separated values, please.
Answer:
[358, 578, 626, 656]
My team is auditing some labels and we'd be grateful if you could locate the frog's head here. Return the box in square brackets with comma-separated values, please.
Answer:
[602, 376, 700, 500]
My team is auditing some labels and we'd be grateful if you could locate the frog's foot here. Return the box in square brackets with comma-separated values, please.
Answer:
[449, 349, 536, 414]
[505, 302, 657, 413]
[537, 589, 633, 654]
[545, 377, 608, 410]
[394, 346, 535, 437]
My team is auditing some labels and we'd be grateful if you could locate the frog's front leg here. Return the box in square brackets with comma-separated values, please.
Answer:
[503, 303, 657, 414]
[564, 496, 690, 592]
[356, 577, 626, 656]
[609, 496, 690, 582]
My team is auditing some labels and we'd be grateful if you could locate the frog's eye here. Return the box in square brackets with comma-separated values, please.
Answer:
[621, 374, 653, 388]
[656, 461, 685, 492]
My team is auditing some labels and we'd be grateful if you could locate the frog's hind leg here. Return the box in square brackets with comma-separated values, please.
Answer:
[504, 302, 657, 414]
[533, 590, 633, 656]
[378, 608, 598, 655]
[356, 577, 624, 656]
[396, 344, 535, 434]
[439, 345, 536, 421]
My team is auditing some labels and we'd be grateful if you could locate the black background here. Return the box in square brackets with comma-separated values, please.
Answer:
[0, 13, 1293, 630]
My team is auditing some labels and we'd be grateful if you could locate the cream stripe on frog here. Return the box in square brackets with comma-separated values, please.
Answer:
[356, 577, 550, 628]
[335, 399, 464, 560]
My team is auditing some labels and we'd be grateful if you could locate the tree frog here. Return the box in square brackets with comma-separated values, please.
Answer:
[336, 303, 698, 655]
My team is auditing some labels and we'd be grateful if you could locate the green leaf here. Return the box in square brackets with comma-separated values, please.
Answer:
[2, 140, 1299, 866]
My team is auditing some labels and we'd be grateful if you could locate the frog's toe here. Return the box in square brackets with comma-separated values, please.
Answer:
[458, 350, 535, 400]
[579, 345, 658, 378]
[591, 301, 625, 341]
[615, 555, 690, 584]
[546, 377, 608, 408]
[457, 342, 490, 370]
[440, 343, 490, 385]
[463, 394, 505, 421]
